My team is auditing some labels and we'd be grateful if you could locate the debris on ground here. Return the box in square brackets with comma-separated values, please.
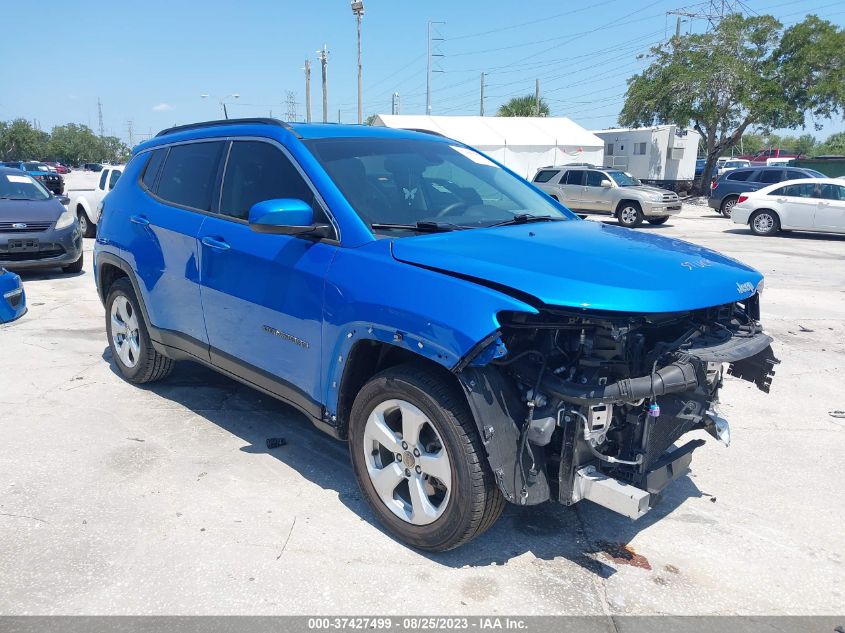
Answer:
[829, 410, 845, 419]
[598, 541, 652, 570]
[266, 437, 287, 449]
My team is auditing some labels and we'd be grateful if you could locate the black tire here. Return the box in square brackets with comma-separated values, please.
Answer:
[617, 201, 644, 227]
[749, 209, 780, 236]
[105, 277, 175, 383]
[77, 207, 95, 238]
[62, 253, 84, 273]
[349, 364, 504, 551]
[646, 216, 670, 225]
[720, 196, 738, 218]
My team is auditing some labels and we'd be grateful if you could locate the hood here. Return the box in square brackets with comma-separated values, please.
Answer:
[390, 220, 762, 314]
[0, 198, 65, 223]
[627, 184, 676, 196]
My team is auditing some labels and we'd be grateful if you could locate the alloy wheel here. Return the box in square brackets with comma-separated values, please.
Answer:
[111, 295, 141, 368]
[753, 212, 775, 234]
[362, 399, 451, 526]
[620, 206, 639, 224]
[722, 199, 736, 217]
[78, 212, 88, 235]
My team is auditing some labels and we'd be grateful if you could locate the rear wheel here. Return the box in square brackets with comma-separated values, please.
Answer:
[646, 216, 670, 225]
[617, 202, 644, 227]
[349, 364, 504, 551]
[720, 196, 738, 218]
[749, 210, 780, 236]
[105, 278, 174, 383]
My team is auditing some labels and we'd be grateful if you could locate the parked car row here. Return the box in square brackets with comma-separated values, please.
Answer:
[0, 161, 65, 195]
[708, 166, 825, 217]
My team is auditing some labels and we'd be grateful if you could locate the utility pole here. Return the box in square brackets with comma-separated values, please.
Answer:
[479, 72, 485, 116]
[351, 1, 365, 124]
[676, 15, 683, 37]
[426, 20, 445, 115]
[318, 45, 329, 123]
[304, 59, 312, 123]
[534, 79, 540, 116]
[391, 92, 400, 115]
[97, 97, 104, 137]
[338, 109, 342, 123]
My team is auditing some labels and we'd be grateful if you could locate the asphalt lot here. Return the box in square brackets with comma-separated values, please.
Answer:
[1, 204, 843, 615]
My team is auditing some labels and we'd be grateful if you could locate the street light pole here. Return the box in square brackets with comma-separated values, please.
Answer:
[351, 1, 364, 124]
[201, 93, 239, 119]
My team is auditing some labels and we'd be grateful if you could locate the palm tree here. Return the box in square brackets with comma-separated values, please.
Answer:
[496, 95, 550, 117]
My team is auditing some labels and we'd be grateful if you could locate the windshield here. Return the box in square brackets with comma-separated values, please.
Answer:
[23, 162, 50, 172]
[305, 137, 573, 233]
[606, 170, 640, 187]
[0, 172, 51, 200]
[805, 169, 826, 178]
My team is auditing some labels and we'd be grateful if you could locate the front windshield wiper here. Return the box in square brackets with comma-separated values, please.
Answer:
[370, 221, 467, 233]
[488, 214, 562, 228]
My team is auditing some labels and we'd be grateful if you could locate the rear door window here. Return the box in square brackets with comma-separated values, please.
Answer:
[98, 170, 109, 190]
[771, 183, 814, 197]
[754, 170, 784, 184]
[564, 170, 585, 186]
[156, 141, 225, 211]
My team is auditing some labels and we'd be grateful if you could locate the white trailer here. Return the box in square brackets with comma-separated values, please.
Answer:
[591, 125, 699, 194]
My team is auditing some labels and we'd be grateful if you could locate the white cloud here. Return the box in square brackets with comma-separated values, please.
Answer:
[152, 103, 174, 112]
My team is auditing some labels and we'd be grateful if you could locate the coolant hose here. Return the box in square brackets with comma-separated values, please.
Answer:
[518, 361, 699, 405]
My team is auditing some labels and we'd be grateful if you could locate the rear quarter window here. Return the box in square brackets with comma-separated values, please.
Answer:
[141, 148, 167, 191]
[726, 170, 753, 182]
[533, 170, 558, 183]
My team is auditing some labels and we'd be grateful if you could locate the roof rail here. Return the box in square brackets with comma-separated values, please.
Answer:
[401, 127, 450, 139]
[155, 118, 302, 139]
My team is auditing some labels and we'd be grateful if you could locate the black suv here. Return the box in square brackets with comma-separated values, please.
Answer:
[709, 165, 825, 217]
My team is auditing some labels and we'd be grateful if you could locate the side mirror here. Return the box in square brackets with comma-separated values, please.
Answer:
[248, 198, 332, 237]
[600, 179, 612, 188]
[57, 195, 70, 206]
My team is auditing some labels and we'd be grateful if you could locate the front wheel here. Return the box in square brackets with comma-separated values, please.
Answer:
[646, 216, 670, 225]
[749, 210, 780, 236]
[617, 202, 644, 227]
[349, 364, 504, 551]
[61, 253, 83, 273]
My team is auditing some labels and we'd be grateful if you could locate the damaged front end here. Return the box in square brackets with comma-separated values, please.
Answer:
[457, 293, 779, 518]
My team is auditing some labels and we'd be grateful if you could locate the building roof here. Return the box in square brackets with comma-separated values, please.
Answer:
[374, 115, 603, 148]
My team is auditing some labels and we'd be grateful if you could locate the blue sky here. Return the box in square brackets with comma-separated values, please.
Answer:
[2, 0, 843, 144]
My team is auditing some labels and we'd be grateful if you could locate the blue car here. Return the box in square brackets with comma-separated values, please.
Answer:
[94, 118, 778, 551]
[0, 268, 26, 322]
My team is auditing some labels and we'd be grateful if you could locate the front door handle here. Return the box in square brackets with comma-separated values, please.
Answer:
[776, 198, 787, 203]
[201, 236, 230, 251]
[129, 215, 150, 226]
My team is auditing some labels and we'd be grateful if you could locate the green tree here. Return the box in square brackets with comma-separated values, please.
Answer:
[98, 135, 131, 164]
[740, 132, 765, 155]
[817, 132, 845, 155]
[794, 133, 817, 156]
[497, 95, 550, 117]
[620, 14, 845, 189]
[0, 118, 49, 160]
[47, 123, 102, 165]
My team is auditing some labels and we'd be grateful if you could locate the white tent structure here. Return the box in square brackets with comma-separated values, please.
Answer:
[372, 115, 604, 180]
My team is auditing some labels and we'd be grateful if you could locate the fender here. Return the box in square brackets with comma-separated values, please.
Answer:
[321, 239, 538, 416]
[68, 191, 94, 222]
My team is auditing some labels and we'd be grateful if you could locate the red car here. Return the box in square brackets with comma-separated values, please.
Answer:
[738, 148, 802, 165]
[44, 161, 70, 174]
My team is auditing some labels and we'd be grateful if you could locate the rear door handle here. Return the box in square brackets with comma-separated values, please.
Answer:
[201, 236, 230, 251]
[776, 198, 787, 203]
[129, 215, 150, 226]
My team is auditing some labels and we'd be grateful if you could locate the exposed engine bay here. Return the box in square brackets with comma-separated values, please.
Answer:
[458, 293, 779, 518]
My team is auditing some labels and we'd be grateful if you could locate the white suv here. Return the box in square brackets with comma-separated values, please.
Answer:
[532, 165, 681, 227]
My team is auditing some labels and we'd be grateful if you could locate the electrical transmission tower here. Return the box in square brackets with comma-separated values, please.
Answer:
[285, 91, 298, 122]
[127, 120, 135, 147]
[668, 0, 749, 32]
[97, 97, 105, 137]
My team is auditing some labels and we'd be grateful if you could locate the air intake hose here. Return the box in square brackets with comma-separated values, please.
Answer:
[517, 361, 699, 406]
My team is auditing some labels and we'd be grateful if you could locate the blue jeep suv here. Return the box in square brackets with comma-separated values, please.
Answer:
[94, 118, 778, 550]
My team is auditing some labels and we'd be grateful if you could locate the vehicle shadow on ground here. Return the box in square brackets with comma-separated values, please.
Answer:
[107, 353, 705, 578]
[14, 267, 86, 281]
[722, 228, 845, 241]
